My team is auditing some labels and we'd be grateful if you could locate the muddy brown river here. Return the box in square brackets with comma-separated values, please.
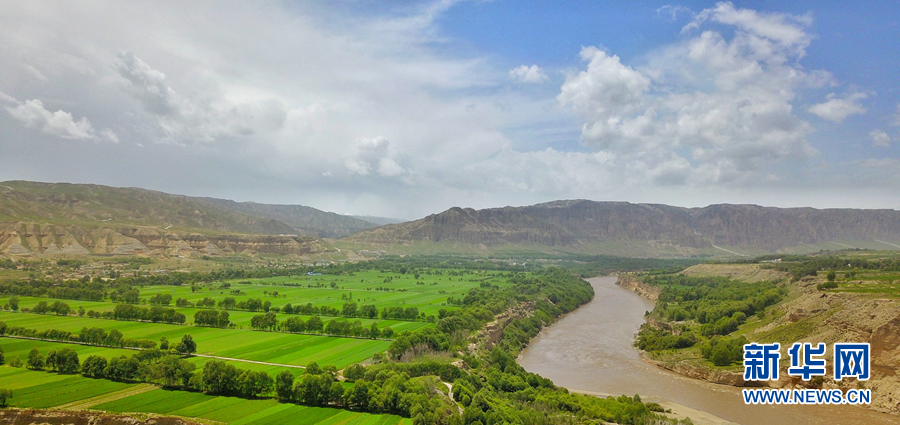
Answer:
[518, 276, 898, 425]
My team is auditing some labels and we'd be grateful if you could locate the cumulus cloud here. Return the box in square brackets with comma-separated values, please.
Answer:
[808, 92, 868, 123]
[870, 129, 891, 147]
[345, 137, 409, 177]
[559, 3, 821, 187]
[683, 1, 812, 58]
[1, 92, 116, 142]
[508, 65, 547, 84]
[1, 1, 898, 216]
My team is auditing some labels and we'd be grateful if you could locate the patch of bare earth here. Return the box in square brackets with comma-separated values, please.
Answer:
[681, 263, 786, 283]
[0, 408, 204, 425]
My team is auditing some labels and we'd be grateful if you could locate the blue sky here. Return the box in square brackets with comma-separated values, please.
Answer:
[0, 1, 898, 218]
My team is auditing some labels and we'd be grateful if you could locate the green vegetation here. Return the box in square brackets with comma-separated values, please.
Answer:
[0, 253, 688, 425]
[2, 366, 408, 424]
[636, 274, 785, 367]
[0, 312, 390, 368]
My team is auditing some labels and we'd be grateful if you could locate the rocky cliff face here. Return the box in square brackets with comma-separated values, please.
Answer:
[348, 200, 900, 253]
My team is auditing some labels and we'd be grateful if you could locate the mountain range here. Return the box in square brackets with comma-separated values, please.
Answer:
[343, 200, 900, 257]
[2, 182, 899, 258]
[0, 181, 379, 257]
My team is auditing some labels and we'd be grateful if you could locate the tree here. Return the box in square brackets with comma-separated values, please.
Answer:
[159, 336, 169, 351]
[27, 348, 45, 370]
[9, 356, 22, 368]
[306, 316, 324, 333]
[345, 381, 370, 409]
[106, 329, 124, 347]
[0, 345, 4, 365]
[46, 350, 58, 371]
[344, 364, 365, 381]
[306, 361, 323, 375]
[50, 300, 71, 315]
[0, 388, 10, 407]
[827, 271, 837, 282]
[175, 334, 197, 354]
[78, 306, 86, 317]
[8, 296, 18, 312]
[276, 370, 294, 402]
[218, 310, 230, 327]
[81, 355, 108, 378]
[52, 348, 79, 373]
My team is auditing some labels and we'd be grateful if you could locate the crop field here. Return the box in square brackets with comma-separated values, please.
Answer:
[0, 366, 135, 409]
[0, 312, 390, 368]
[1, 367, 411, 425]
[0, 337, 305, 377]
[0, 295, 432, 333]
[140, 268, 509, 317]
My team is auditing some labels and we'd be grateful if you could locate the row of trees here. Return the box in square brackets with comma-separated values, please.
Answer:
[0, 277, 139, 303]
[30, 300, 71, 315]
[113, 303, 186, 324]
[193, 309, 230, 327]
[0, 321, 194, 353]
[248, 313, 395, 339]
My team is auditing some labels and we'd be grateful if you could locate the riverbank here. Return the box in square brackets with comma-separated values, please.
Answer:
[519, 276, 900, 425]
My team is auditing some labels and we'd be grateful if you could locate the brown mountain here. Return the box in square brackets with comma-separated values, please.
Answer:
[345, 200, 900, 256]
[0, 181, 375, 257]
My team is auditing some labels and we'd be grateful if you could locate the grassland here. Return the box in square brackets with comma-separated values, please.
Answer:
[0, 312, 389, 368]
[0, 366, 411, 424]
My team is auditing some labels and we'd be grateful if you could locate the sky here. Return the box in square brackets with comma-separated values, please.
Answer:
[1, 1, 898, 219]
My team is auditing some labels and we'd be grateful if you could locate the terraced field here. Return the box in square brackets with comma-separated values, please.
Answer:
[0, 312, 389, 368]
[0, 367, 411, 425]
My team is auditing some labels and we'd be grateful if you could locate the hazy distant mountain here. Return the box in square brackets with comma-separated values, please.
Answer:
[345, 200, 900, 256]
[197, 199, 379, 238]
[348, 215, 404, 226]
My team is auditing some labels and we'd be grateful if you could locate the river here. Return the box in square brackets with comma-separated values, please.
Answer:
[518, 276, 897, 425]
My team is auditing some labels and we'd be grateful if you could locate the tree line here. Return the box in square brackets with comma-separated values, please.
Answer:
[0, 321, 193, 353]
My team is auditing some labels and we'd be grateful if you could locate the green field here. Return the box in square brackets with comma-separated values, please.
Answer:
[139, 269, 506, 317]
[0, 312, 389, 368]
[0, 295, 432, 333]
[0, 366, 411, 425]
[0, 337, 305, 377]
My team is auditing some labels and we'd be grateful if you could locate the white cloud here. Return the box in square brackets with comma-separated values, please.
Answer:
[683, 1, 812, 58]
[560, 3, 820, 187]
[1, 92, 117, 142]
[869, 129, 891, 147]
[345, 137, 409, 177]
[508, 65, 547, 84]
[808, 92, 868, 123]
[657, 5, 692, 22]
[558, 48, 649, 124]
[1, 1, 898, 216]
[113, 51, 286, 144]
[6, 98, 95, 139]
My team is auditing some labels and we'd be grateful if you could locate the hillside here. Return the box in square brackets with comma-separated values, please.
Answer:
[196, 198, 378, 238]
[0, 181, 373, 257]
[344, 200, 900, 256]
